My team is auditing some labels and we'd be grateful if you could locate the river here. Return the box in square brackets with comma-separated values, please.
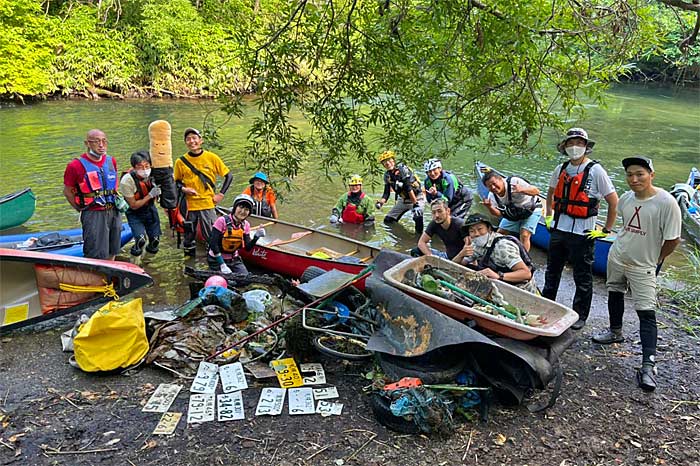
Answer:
[1, 84, 698, 306]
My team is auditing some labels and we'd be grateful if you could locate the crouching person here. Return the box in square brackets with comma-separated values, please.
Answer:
[119, 151, 162, 256]
[453, 214, 539, 294]
[207, 194, 266, 275]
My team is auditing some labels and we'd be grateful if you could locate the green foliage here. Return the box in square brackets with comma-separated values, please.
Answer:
[660, 247, 700, 337]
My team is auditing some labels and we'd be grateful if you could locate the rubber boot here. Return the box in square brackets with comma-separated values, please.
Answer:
[592, 328, 624, 344]
[130, 235, 146, 256]
[414, 215, 424, 236]
[637, 362, 657, 392]
[146, 237, 160, 254]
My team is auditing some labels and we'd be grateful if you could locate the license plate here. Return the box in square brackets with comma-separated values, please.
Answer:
[187, 393, 215, 424]
[270, 358, 303, 388]
[152, 412, 182, 435]
[316, 400, 343, 417]
[300, 363, 326, 385]
[255, 388, 285, 416]
[190, 361, 219, 394]
[143, 384, 182, 413]
[217, 392, 245, 421]
[220, 362, 248, 393]
[288, 388, 315, 415]
[312, 386, 338, 400]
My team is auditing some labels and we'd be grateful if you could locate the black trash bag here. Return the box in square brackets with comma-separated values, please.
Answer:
[152, 166, 177, 210]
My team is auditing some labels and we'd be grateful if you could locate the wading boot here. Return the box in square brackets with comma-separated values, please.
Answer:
[184, 245, 196, 257]
[130, 236, 147, 256]
[146, 237, 160, 254]
[592, 328, 624, 344]
[637, 363, 657, 392]
[571, 318, 586, 330]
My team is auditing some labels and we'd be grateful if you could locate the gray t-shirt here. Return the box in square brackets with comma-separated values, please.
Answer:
[487, 176, 540, 209]
[608, 189, 682, 268]
[548, 160, 616, 235]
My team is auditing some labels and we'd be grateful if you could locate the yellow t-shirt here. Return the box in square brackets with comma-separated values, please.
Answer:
[174, 151, 230, 211]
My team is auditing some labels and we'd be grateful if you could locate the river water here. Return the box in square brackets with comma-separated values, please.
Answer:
[1, 84, 698, 306]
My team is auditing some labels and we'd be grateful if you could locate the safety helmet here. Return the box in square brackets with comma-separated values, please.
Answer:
[249, 171, 269, 184]
[423, 158, 442, 173]
[377, 150, 396, 164]
[348, 174, 363, 186]
[232, 193, 254, 211]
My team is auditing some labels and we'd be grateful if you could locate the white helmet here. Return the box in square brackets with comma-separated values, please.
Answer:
[233, 193, 254, 211]
[423, 159, 442, 173]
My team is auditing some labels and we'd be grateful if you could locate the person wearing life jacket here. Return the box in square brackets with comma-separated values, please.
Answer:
[453, 214, 539, 294]
[481, 170, 542, 251]
[375, 150, 426, 234]
[542, 128, 618, 330]
[242, 171, 278, 219]
[423, 159, 473, 218]
[119, 151, 162, 256]
[63, 129, 122, 260]
[207, 194, 266, 275]
[330, 175, 375, 225]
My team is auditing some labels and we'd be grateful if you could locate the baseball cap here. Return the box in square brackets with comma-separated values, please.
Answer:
[183, 128, 201, 140]
[622, 156, 654, 173]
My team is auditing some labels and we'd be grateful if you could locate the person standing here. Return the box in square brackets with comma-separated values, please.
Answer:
[330, 175, 375, 225]
[592, 157, 681, 392]
[542, 128, 618, 330]
[481, 171, 541, 251]
[413, 199, 465, 259]
[375, 150, 426, 234]
[174, 128, 233, 257]
[119, 151, 162, 256]
[242, 171, 279, 219]
[63, 129, 122, 260]
[423, 159, 473, 218]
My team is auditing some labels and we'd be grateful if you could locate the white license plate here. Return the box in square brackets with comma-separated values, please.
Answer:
[187, 393, 215, 424]
[255, 387, 286, 416]
[190, 361, 219, 394]
[288, 387, 315, 415]
[143, 384, 182, 413]
[312, 386, 338, 400]
[316, 400, 343, 417]
[220, 362, 248, 393]
[152, 412, 182, 435]
[270, 358, 303, 388]
[217, 392, 245, 421]
[300, 363, 326, 385]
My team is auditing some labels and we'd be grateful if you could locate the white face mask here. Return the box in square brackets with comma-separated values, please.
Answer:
[565, 145, 586, 160]
[472, 234, 489, 248]
[136, 168, 151, 179]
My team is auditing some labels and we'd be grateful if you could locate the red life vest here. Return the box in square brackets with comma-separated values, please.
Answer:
[341, 192, 366, 224]
[552, 161, 599, 219]
[128, 170, 154, 203]
[74, 155, 118, 209]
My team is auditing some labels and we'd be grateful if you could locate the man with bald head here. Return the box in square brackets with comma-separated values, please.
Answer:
[63, 129, 122, 260]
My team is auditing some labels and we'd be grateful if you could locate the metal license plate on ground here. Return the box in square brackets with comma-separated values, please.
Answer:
[270, 358, 303, 388]
[187, 394, 215, 424]
[255, 388, 286, 416]
[288, 388, 315, 415]
[190, 361, 219, 394]
[300, 363, 326, 385]
[152, 412, 182, 435]
[312, 386, 338, 400]
[220, 362, 248, 393]
[143, 384, 183, 413]
[217, 392, 245, 421]
[316, 400, 343, 417]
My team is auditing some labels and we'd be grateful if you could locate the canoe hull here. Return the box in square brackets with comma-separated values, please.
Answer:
[0, 188, 36, 231]
[0, 224, 133, 257]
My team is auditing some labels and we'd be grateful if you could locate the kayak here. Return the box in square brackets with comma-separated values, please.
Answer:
[474, 160, 615, 275]
[0, 188, 36, 231]
[670, 167, 700, 247]
[0, 224, 133, 257]
[0, 248, 152, 332]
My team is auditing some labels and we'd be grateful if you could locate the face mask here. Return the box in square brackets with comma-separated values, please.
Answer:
[565, 145, 586, 160]
[472, 234, 489, 248]
[136, 168, 151, 179]
[88, 149, 102, 157]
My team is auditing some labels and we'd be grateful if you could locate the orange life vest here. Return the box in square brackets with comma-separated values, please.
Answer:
[552, 161, 599, 219]
[221, 216, 245, 253]
[128, 170, 154, 203]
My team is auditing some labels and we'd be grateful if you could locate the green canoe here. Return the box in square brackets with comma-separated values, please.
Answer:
[0, 188, 36, 231]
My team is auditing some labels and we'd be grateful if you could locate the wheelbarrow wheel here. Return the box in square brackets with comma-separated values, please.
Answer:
[370, 393, 421, 434]
[312, 335, 373, 361]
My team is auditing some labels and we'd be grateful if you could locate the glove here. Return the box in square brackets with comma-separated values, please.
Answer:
[395, 181, 404, 190]
[149, 186, 161, 199]
[375, 201, 383, 210]
[412, 205, 423, 218]
[254, 228, 266, 238]
[544, 215, 554, 230]
[220, 263, 232, 274]
[329, 214, 339, 223]
[585, 229, 609, 240]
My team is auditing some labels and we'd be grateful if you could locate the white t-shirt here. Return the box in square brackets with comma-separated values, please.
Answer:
[608, 189, 682, 268]
[119, 172, 139, 198]
[487, 176, 540, 209]
[548, 159, 616, 235]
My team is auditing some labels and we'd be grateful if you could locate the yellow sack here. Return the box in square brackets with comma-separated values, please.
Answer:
[73, 298, 149, 372]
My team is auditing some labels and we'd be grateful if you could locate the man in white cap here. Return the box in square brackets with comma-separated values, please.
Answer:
[592, 156, 681, 392]
[542, 128, 618, 330]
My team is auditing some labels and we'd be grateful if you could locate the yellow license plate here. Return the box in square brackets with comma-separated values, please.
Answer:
[270, 358, 303, 388]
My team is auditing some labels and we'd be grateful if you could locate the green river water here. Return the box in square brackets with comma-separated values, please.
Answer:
[0, 84, 698, 306]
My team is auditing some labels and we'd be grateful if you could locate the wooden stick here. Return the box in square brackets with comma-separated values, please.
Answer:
[43, 447, 119, 455]
[346, 433, 377, 461]
[305, 444, 332, 461]
[359, 256, 373, 263]
[251, 221, 275, 230]
[267, 231, 312, 247]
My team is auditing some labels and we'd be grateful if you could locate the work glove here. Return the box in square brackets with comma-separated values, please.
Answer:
[375, 201, 383, 210]
[412, 205, 423, 219]
[220, 263, 232, 274]
[329, 208, 340, 223]
[395, 181, 404, 190]
[254, 228, 266, 239]
[544, 215, 554, 231]
[584, 229, 610, 240]
[149, 186, 161, 199]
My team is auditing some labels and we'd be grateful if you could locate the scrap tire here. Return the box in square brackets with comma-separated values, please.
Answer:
[370, 393, 421, 434]
[300, 266, 328, 283]
[312, 335, 373, 361]
[377, 349, 466, 385]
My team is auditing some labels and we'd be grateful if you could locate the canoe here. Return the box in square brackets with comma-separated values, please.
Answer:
[0, 188, 36, 231]
[670, 167, 700, 247]
[1, 248, 152, 332]
[474, 160, 615, 275]
[383, 255, 578, 341]
[237, 215, 380, 289]
[0, 224, 133, 257]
